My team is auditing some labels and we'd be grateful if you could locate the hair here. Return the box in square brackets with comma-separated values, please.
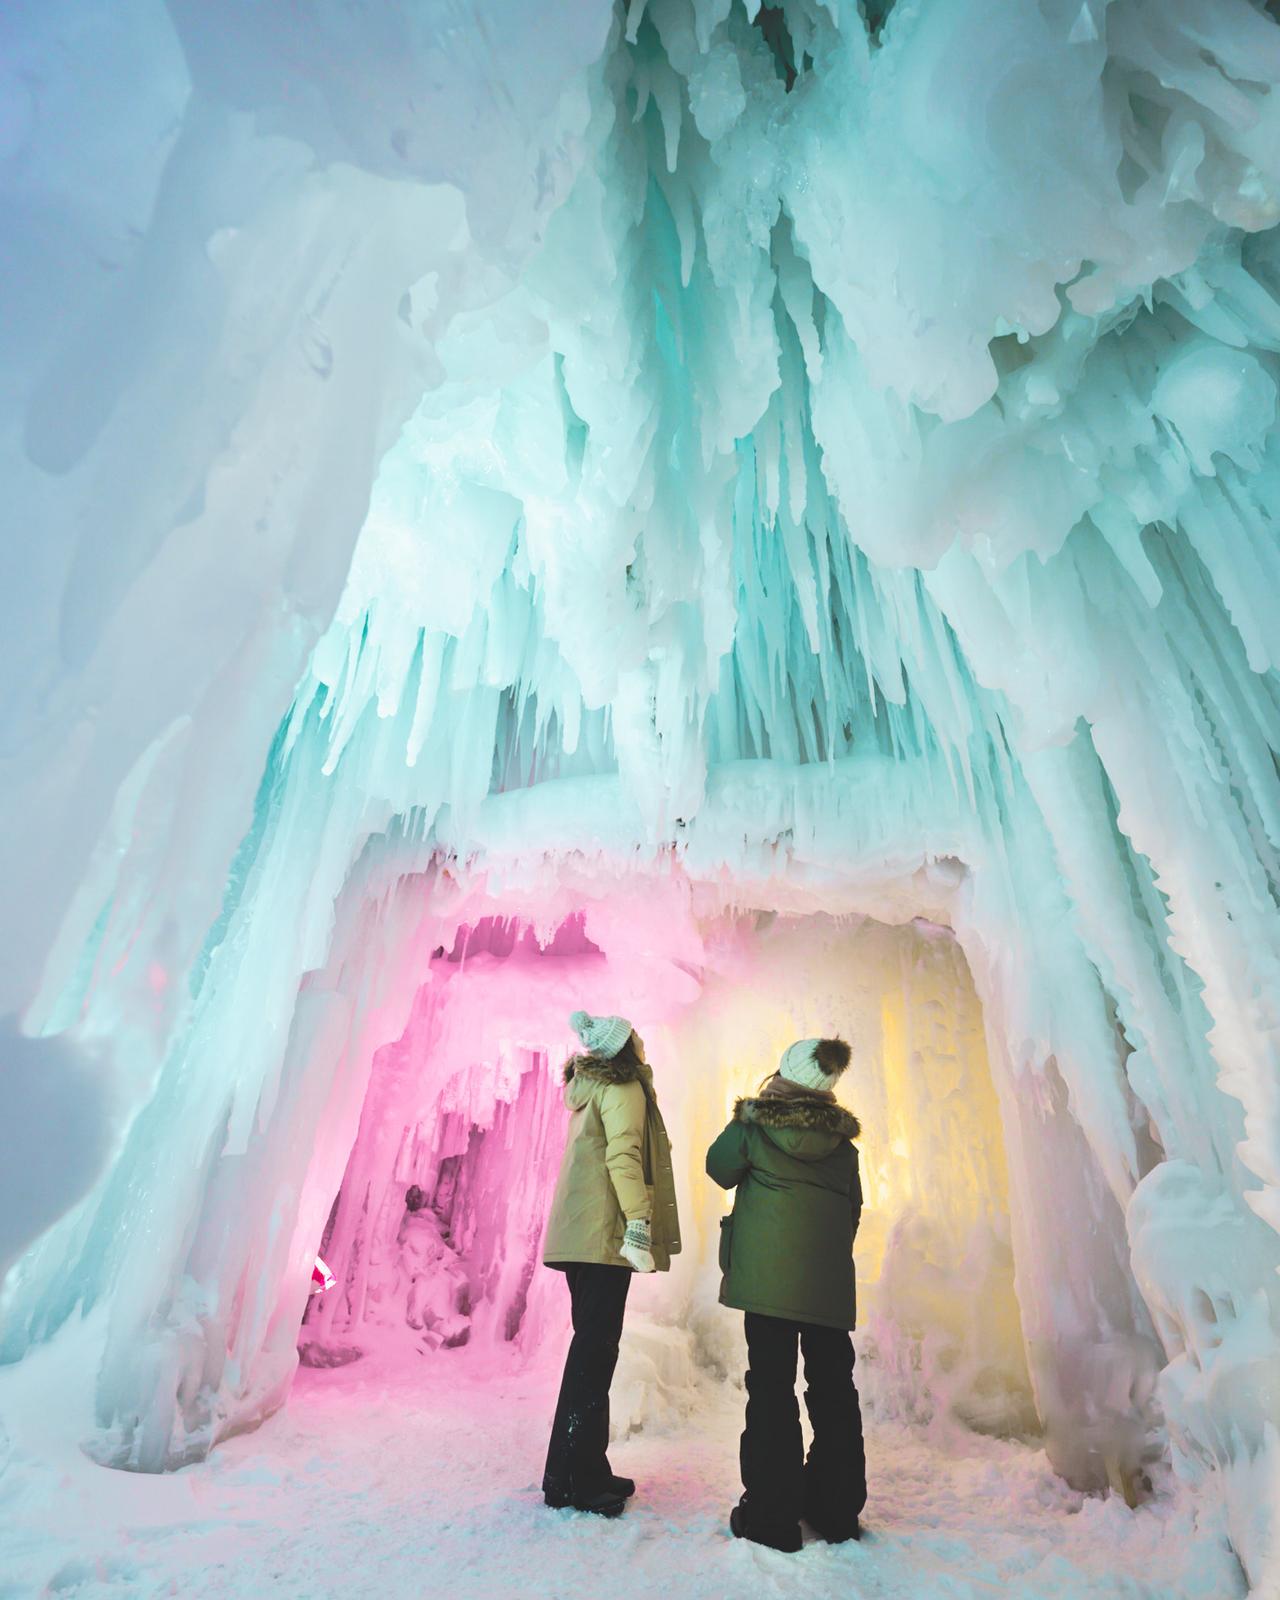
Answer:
[607, 1031, 644, 1071]
[405, 1184, 426, 1213]
[816, 1037, 851, 1075]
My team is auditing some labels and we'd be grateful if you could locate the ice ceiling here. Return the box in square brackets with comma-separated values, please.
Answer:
[3, 0, 1280, 1586]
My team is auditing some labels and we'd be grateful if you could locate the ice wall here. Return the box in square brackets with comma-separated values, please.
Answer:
[4, 0, 1280, 1586]
[297, 915, 1030, 1440]
[0, 0, 611, 1110]
[297, 908, 1033, 1446]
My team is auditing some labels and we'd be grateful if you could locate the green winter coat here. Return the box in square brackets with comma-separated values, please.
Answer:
[706, 1093, 862, 1331]
[543, 1054, 681, 1272]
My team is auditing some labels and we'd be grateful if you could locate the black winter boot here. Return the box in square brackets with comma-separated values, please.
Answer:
[730, 1498, 802, 1553]
[567, 1487, 627, 1517]
[805, 1510, 861, 1543]
[544, 1474, 634, 1509]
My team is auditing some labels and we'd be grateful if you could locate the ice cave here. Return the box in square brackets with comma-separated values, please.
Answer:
[3, 0, 1280, 1595]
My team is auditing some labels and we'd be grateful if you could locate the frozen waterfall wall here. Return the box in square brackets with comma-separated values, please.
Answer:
[4, 0, 1280, 1589]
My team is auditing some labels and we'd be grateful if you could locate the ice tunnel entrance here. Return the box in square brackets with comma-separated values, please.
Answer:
[297, 907, 1047, 1457]
[301, 916, 590, 1365]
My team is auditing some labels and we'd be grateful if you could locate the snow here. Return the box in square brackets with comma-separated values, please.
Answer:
[0, 1315, 1247, 1600]
[3, 0, 1280, 1590]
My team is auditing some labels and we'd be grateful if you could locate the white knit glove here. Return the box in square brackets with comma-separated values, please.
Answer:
[621, 1218, 656, 1273]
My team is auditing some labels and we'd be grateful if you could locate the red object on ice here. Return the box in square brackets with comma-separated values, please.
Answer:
[310, 1255, 336, 1295]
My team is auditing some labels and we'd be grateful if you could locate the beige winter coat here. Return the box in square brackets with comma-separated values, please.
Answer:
[542, 1053, 681, 1271]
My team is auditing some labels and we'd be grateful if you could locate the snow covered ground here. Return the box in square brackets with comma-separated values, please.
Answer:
[0, 1319, 1246, 1600]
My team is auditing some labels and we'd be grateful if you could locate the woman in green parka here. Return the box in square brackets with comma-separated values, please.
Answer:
[706, 1035, 866, 1552]
[541, 1009, 680, 1518]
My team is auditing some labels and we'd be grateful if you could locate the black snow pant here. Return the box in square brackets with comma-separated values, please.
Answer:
[739, 1311, 867, 1541]
[543, 1263, 632, 1502]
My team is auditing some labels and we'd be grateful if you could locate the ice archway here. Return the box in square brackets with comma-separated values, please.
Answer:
[3, 0, 1280, 1589]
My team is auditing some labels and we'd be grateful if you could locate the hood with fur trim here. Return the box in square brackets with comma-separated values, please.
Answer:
[734, 1094, 860, 1141]
[563, 1053, 649, 1087]
[563, 1054, 656, 1113]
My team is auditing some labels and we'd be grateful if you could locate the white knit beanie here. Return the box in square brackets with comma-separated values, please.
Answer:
[570, 1009, 634, 1060]
[778, 1037, 850, 1092]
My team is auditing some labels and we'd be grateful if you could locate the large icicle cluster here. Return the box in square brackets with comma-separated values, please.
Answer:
[4, 0, 1280, 1587]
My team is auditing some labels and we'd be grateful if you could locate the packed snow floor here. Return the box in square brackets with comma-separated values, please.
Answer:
[0, 1330, 1246, 1600]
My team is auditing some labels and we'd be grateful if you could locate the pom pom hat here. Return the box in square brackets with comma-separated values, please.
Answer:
[570, 1009, 634, 1060]
[778, 1036, 851, 1092]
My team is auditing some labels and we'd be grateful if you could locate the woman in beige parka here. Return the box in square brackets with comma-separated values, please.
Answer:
[541, 1009, 680, 1517]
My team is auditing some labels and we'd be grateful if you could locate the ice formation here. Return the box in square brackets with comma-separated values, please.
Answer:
[3, 0, 1280, 1589]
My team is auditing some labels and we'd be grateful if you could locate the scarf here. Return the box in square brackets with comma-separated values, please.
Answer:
[757, 1069, 836, 1105]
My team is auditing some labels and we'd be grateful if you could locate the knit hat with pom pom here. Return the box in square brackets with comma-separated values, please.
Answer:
[778, 1037, 851, 1092]
[570, 1009, 634, 1061]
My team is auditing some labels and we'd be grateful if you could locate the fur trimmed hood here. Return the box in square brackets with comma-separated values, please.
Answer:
[563, 1053, 649, 1087]
[734, 1094, 860, 1140]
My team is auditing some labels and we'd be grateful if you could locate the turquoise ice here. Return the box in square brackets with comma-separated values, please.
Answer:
[2, 1, 1280, 1588]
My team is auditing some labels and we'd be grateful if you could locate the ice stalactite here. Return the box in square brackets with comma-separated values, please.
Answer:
[305, 919, 597, 1363]
[0, 0, 611, 1018]
[3, 0, 1280, 1588]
